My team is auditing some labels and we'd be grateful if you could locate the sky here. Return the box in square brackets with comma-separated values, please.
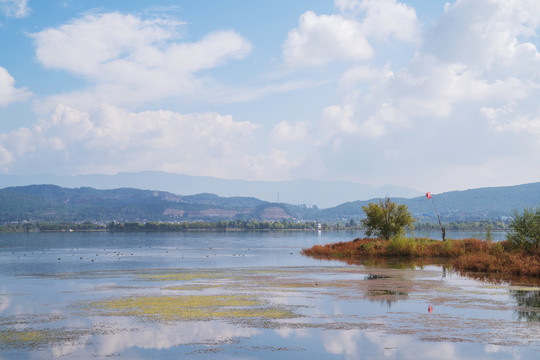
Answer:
[1, 0, 540, 194]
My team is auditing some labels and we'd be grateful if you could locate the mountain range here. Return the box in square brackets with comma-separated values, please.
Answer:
[0, 172, 421, 209]
[1, 181, 539, 223]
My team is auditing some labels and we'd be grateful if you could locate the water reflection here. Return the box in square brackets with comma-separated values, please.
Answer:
[321, 330, 467, 360]
[363, 274, 409, 308]
[44, 318, 261, 358]
[511, 289, 540, 322]
[1, 232, 540, 359]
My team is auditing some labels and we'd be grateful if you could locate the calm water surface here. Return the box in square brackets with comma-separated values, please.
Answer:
[0, 231, 538, 359]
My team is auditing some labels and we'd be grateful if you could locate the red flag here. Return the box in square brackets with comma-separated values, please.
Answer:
[426, 192, 432, 199]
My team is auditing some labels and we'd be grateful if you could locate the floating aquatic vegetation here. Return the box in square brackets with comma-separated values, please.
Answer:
[84, 294, 298, 322]
[0, 328, 81, 350]
[0, 313, 64, 327]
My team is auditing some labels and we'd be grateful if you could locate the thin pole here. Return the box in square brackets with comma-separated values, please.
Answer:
[431, 197, 442, 229]
[428, 193, 446, 241]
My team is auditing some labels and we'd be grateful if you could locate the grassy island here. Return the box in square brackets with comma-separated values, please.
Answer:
[302, 237, 540, 278]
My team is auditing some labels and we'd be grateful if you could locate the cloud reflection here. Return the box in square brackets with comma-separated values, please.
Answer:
[0, 295, 10, 313]
[322, 329, 463, 360]
[322, 329, 363, 359]
[93, 318, 258, 356]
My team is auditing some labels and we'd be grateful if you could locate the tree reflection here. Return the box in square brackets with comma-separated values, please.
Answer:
[511, 289, 540, 322]
[364, 274, 409, 308]
[365, 289, 409, 308]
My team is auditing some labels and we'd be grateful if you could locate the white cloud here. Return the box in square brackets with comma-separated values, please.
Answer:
[0, 144, 13, 167]
[318, 0, 540, 140]
[321, 104, 359, 136]
[296, 0, 540, 192]
[31, 12, 252, 111]
[482, 102, 540, 135]
[4, 127, 35, 155]
[241, 148, 303, 181]
[0, 66, 31, 106]
[0, 0, 30, 18]
[282, 1, 419, 68]
[0, 103, 302, 180]
[339, 65, 393, 88]
[271, 120, 308, 143]
[424, 0, 540, 71]
[283, 11, 373, 68]
[336, 0, 420, 43]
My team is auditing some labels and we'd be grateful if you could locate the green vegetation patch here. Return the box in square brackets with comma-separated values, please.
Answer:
[85, 294, 298, 322]
[0, 328, 81, 350]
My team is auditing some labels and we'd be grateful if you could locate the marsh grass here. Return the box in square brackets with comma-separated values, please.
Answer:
[302, 237, 540, 277]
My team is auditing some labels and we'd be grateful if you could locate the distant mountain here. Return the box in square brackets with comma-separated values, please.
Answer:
[1, 182, 539, 224]
[0, 185, 290, 223]
[0, 172, 422, 208]
[321, 182, 540, 222]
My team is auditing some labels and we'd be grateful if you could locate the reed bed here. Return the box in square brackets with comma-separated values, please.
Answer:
[302, 237, 540, 277]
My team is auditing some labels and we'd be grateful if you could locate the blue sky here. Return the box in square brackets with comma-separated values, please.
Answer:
[1, 0, 540, 194]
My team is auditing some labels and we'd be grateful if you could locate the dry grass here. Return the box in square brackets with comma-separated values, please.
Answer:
[302, 237, 540, 277]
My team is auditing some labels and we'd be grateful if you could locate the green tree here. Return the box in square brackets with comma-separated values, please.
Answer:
[507, 207, 540, 251]
[361, 197, 415, 240]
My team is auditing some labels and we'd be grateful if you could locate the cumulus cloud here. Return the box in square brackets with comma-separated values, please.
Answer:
[0, 103, 300, 179]
[31, 12, 252, 110]
[271, 120, 308, 143]
[283, 0, 419, 68]
[284, 0, 540, 191]
[482, 102, 540, 135]
[318, 0, 540, 139]
[336, 0, 420, 43]
[0, 0, 30, 18]
[283, 11, 373, 67]
[0, 66, 31, 106]
[424, 0, 540, 71]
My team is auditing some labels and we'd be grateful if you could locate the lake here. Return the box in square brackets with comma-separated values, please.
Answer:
[0, 230, 538, 359]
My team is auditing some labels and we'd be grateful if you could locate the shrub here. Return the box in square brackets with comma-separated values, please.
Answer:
[361, 197, 414, 240]
[507, 207, 540, 252]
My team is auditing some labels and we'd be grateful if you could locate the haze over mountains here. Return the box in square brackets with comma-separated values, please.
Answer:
[0, 172, 422, 209]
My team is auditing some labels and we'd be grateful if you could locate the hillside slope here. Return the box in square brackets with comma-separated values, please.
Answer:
[322, 182, 540, 221]
[1, 182, 539, 223]
[0, 185, 285, 223]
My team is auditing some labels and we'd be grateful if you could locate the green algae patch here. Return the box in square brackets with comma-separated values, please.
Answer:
[0, 329, 80, 350]
[85, 294, 298, 322]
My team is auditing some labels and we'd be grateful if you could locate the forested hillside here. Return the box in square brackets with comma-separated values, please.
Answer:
[0, 185, 284, 223]
[1, 182, 539, 223]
